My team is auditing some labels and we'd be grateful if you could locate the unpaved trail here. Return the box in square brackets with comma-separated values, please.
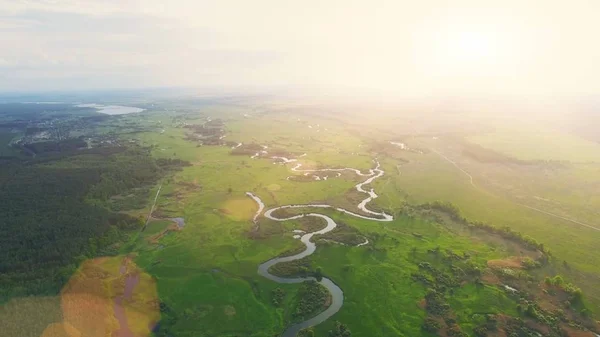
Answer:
[430, 148, 600, 231]
[143, 185, 162, 230]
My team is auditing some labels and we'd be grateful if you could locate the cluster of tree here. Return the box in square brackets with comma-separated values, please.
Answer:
[421, 317, 442, 333]
[183, 123, 225, 145]
[519, 301, 557, 327]
[419, 201, 549, 256]
[414, 204, 592, 337]
[424, 289, 450, 316]
[328, 321, 351, 337]
[183, 124, 222, 135]
[411, 246, 495, 334]
[230, 143, 264, 156]
[422, 315, 470, 336]
[153, 301, 177, 337]
[544, 275, 583, 304]
[87, 149, 189, 200]
[0, 146, 184, 301]
[445, 322, 468, 337]
[271, 287, 286, 307]
[20, 137, 87, 155]
[319, 221, 365, 246]
[0, 103, 96, 120]
[521, 257, 542, 270]
[514, 293, 595, 336]
[199, 136, 224, 145]
[298, 216, 329, 232]
[413, 262, 463, 293]
[504, 317, 550, 337]
[298, 328, 315, 337]
[270, 257, 313, 277]
[107, 186, 153, 212]
[293, 281, 329, 321]
[156, 157, 191, 168]
[472, 314, 498, 337]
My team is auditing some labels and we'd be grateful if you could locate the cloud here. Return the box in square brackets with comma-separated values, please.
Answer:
[0, 0, 131, 16]
[0, 5, 283, 90]
[1, 0, 600, 96]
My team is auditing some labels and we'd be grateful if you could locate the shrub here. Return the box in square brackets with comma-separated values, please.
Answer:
[421, 317, 441, 333]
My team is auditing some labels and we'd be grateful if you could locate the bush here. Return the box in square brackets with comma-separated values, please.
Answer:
[425, 289, 450, 316]
[473, 326, 488, 337]
[293, 281, 329, 320]
[271, 287, 286, 307]
[329, 321, 351, 337]
[298, 328, 315, 337]
[421, 317, 441, 333]
[521, 257, 541, 269]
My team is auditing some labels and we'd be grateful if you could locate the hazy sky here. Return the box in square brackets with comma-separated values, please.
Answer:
[1, 0, 600, 97]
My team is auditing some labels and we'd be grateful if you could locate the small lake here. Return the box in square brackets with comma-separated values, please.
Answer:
[76, 103, 145, 115]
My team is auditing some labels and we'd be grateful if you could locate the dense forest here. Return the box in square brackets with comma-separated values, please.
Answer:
[0, 145, 187, 301]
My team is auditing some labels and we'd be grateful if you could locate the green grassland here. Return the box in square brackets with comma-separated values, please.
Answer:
[1, 100, 597, 336]
[365, 136, 600, 306]
[99, 103, 600, 337]
[5, 100, 591, 336]
[467, 128, 600, 162]
[307, 211, 513, 336]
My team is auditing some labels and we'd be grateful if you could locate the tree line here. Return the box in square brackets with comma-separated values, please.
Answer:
[0, 145, 188, 301]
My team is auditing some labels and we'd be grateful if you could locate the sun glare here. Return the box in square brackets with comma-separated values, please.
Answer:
[412, 17, 522, 81]
[432, 28, 508, 74]
[449, 31, 495, 63]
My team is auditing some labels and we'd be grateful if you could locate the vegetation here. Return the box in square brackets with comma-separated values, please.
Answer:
[328, 321, 352, 337]
[0, 145, 186, 301]
[2, 100, 599, 337]
[292, 281, 329, 322]
[271, 287, 286, 307]
[298, 328, 316, 337]
[270, 257, 313, 277]
[317, 220, 366, 246]
[420, 201, 549, 254]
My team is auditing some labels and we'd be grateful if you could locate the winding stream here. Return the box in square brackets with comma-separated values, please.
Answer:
[247, 157, 393, 336]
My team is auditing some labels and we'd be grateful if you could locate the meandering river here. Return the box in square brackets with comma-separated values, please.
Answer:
[247, 157, 393, 336]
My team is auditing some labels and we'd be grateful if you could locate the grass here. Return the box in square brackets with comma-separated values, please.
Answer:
[306, 210, 510, 336]
[468, 128, 600, 162]
[24, 103, 593, 337]
[371, 149, 600, 305]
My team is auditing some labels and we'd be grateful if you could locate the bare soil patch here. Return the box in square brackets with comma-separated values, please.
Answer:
[487, 256, 525, 269]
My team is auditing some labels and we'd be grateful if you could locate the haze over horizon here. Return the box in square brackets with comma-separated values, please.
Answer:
[1, 0, 600, 99]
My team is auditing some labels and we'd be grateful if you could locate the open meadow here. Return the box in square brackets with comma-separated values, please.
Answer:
[1, 99, 599, 337]
[116, 100, 600, 336]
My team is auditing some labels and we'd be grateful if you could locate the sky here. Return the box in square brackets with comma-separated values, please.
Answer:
[1, 0, 600, 98]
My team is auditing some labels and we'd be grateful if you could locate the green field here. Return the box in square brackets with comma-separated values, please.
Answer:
[468, 128, 600, 162]
[114, 103, 600, 336]
[2, 100, 599, 337]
